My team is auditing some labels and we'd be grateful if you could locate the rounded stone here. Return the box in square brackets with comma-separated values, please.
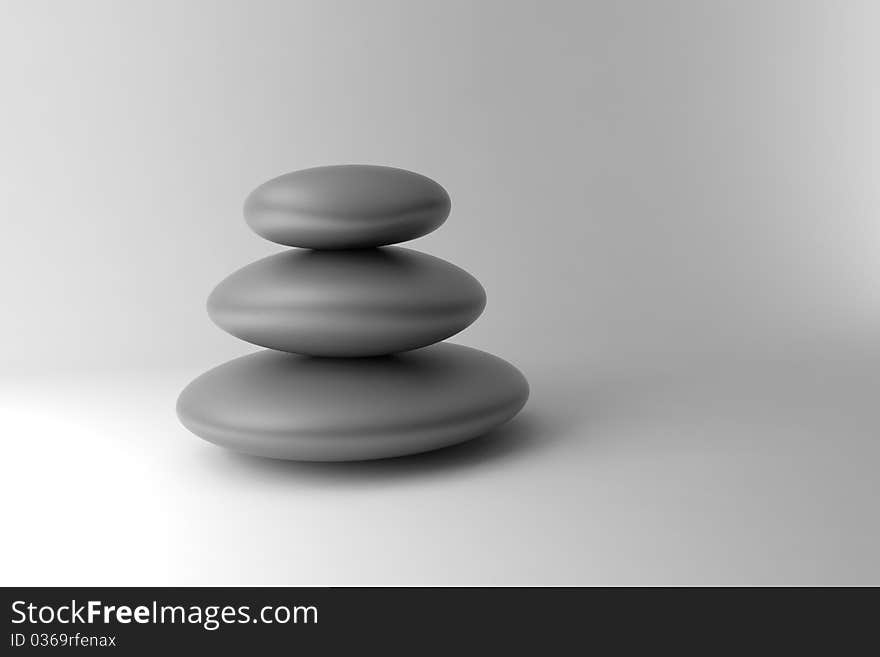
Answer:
[176, 343, 529, 461]
[244, 165, 451, 249]
[207, 246, 486, 357]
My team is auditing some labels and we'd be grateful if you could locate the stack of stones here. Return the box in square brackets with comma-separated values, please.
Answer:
[177, 165, 529, 461]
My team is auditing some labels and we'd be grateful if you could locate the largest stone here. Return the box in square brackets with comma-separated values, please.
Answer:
[176, 343, 529, 461]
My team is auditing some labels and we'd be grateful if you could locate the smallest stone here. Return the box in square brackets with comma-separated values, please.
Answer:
[244, 165, 451, 249]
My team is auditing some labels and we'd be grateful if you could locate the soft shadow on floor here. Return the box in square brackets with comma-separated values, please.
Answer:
[202, 410, 568, 486]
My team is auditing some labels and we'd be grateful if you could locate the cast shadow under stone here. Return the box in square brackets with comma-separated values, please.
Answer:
[205, 411, 557, 485]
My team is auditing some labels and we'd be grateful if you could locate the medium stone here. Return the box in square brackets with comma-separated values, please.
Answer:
[207, 247, 486, 357]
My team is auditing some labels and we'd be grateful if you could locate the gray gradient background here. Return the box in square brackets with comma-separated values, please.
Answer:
[2, 0, 879, 584]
